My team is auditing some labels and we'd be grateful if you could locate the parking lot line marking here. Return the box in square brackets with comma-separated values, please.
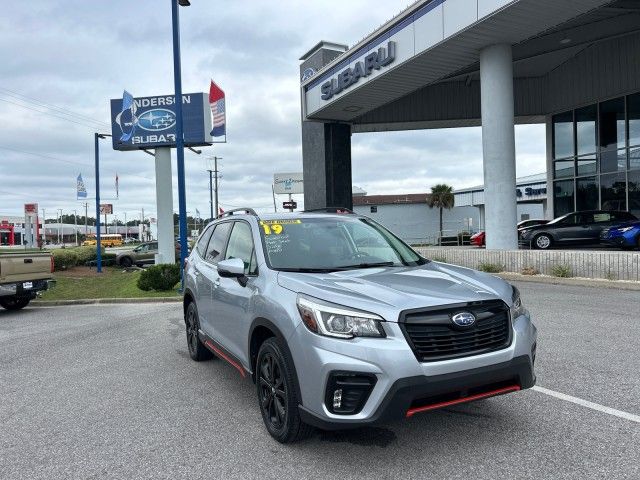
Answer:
[532, 386, 640, 424]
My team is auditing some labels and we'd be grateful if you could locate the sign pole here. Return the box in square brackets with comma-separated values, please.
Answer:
[171, 0, 189, 290]
[94, 133, 102, 273]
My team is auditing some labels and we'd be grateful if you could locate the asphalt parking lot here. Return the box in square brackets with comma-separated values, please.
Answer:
[1, 282, 638, 479]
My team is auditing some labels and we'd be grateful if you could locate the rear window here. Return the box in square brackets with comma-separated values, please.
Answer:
[196, 226, 214, 257]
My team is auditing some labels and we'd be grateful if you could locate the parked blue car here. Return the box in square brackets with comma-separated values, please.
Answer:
[600, 221, 640, 250]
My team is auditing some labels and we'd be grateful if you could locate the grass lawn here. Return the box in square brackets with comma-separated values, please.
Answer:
[38, 266, 180, 300]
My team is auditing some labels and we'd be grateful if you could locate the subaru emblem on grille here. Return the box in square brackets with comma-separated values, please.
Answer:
[451, 311, 476, 327]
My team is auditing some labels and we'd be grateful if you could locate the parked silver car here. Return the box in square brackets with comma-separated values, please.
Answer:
[183, 208, 537, 443]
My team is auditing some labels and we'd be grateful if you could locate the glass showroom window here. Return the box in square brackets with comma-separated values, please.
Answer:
[628, 170, 640, 217]
[554, 159, 574, 179]
[599, 97, 626, 174]
[630, 147, 640, 171]
[553, 111, 574, 160]
[554, 179, 574, 217]
[629, 93, 640, 148]
[576, 177, 599, 211]
[576, 104, 597, 156]
[576, 154, 597, 176]
[600, 172, 627, 212]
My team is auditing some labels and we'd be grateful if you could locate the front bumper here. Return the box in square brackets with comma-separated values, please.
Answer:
[300, 354, 534, 429]
[290, 312, 537, 429]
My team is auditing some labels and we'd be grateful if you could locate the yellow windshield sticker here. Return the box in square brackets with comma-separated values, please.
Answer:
[260, 219, 302, 225]
[261, 223, 285, 235]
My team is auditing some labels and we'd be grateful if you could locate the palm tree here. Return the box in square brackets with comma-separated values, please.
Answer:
[427, 184, 455, 237]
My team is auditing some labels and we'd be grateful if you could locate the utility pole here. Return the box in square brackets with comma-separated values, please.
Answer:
[84, 202, 88, 236]
[124, 212, 128, 240]
[207, 156, 222, 218]
[57, 208, 63, 244]
[41, 208, 46, 244]
[208, 169, 214, 220]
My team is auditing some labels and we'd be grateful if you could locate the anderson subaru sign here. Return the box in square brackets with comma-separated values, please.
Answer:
[110, 92, 213, 151]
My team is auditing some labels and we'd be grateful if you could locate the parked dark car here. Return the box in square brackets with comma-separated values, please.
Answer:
[519, 210, 638, 249]
[600, 220, 640, 250]
[470, 219, 550, 247]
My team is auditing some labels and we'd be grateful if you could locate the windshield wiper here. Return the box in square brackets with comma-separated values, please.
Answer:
[335, 261, 396, 270]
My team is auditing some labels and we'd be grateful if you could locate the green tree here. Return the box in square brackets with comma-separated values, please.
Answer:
[427, 184, 455, 236]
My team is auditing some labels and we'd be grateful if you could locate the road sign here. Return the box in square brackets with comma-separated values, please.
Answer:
[274, 173, 304, 194]
[99, 204, 113, 215]
[283, 201, 297, 210]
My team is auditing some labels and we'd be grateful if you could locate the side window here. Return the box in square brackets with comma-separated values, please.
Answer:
[205, 222, 232, 264]
[196, 226, 214, 257]
[150, 242, 158, 250]
[224, 222, 257, 275]
[593, 213, 610, 223]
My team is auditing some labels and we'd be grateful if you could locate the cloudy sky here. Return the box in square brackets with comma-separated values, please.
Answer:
[0, 0, 545, 220]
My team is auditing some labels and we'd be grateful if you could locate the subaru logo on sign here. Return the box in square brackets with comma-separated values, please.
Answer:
[137, 109, 176, 132]
[451, 312, 476, 327]
[301, 67, 316, 82]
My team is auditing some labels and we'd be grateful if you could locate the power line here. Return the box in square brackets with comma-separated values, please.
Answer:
[0, 87, 111, 129]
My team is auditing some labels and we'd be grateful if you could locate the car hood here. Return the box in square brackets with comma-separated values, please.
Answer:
[277, 262, 513, 322]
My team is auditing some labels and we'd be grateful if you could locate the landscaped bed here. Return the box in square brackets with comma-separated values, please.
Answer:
[37, 266, 179, 301]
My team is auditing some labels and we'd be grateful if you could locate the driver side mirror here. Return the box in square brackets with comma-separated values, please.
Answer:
[217, 258, 246, 282]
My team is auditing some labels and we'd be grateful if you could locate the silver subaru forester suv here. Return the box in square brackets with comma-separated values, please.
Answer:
[183, 208, 537, 443]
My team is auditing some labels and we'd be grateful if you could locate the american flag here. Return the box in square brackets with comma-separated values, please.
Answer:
[209, 80, 226, 138]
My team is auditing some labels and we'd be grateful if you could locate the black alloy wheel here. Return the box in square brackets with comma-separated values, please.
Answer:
[185, 302, 212, 361]
[259, 351, 287, 431]
[256, 338, 314, 443]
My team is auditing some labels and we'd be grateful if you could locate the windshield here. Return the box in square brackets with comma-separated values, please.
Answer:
[259, 216, 426, 271]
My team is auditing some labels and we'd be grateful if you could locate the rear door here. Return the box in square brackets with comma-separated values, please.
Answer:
[197, 221, 232, 336]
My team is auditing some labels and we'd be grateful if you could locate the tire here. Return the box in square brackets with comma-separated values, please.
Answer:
[0, 297, 31, 311]
[534, 233, 553, 250]
[185, 302, 213, 361]
[120, 256, 133, 268]
[256, 337, 314, 443]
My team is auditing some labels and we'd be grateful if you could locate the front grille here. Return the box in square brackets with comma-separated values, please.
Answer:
[400, 300, 511, 362]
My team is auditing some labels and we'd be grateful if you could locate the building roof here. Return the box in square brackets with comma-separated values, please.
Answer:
[353, 193, 429, 206]
[454, 172, 547, 194]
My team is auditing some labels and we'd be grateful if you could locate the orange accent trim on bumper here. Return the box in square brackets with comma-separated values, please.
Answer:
[406, 384, 521, 418]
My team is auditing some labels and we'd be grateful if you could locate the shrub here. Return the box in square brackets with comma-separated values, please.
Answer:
[52, 249, 78, 270]
[551, 264, 572, 278]
[521, 266, 539, 276]
[137, 264, 180, 291]
[478, 262, 504, 273]
[75, 246, 101, 264]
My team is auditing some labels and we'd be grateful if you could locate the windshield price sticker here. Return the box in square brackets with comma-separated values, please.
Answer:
[260, 219, 301, 235]
[260, 220, 302, 225]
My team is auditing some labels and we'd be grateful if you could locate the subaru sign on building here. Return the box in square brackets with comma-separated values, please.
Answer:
[110, 92, 213, 151]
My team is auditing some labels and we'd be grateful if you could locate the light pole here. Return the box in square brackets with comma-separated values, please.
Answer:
[124, 212, 128, 240]
[74, 209, 78, 245]
[171, 0, 191, 290]
[57, 208, 63, 244]
[95, 132, 112, 273]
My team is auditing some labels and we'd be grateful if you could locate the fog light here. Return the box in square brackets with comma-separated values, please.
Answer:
[333, 389, 342, 409]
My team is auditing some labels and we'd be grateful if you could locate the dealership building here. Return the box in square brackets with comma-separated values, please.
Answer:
[299, 0, 640, 249]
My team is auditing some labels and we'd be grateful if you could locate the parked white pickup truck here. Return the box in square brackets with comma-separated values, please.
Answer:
[0, 251, 55, 310]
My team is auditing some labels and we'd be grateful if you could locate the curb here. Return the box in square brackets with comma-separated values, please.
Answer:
[496, 272, 640, 291]
[32, 297, 181, 306]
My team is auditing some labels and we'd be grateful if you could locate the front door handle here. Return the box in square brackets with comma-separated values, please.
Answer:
[213, 279, 221, 289]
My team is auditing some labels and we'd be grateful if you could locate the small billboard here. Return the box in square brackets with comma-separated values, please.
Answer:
[273, 172, 304, 195]
[100, 204, 113, 215]
[110, 92, 213, 151]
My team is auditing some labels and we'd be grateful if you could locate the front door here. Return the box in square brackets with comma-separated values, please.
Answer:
[213, 221, 258, 366]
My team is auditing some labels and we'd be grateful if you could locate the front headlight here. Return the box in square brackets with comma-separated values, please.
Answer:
[296, 294, 386, 339]
[618, 227, 634, 233]
[511, 285, 526, 318]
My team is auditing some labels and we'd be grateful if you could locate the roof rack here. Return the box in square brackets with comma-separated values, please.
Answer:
[303, 207, 355, 214]
[217, 208, 259, 219]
